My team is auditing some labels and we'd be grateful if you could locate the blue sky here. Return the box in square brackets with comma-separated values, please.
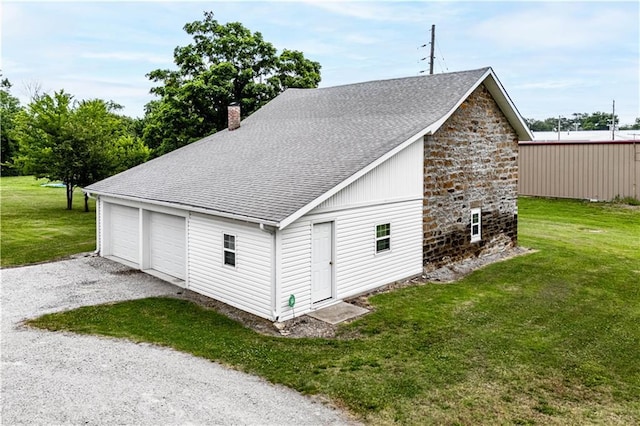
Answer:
[2, 1, 639, 125]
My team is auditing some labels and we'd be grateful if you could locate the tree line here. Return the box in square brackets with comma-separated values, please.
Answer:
[526, 113, 640, 132]
[1, 12, 320, 210]
[4, 11, 638, 211]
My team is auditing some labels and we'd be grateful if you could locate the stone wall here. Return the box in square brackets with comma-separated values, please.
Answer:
[423, 84, 519, 270]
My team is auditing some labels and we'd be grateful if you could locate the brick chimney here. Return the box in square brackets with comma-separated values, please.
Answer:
[228, 102, 240, 131]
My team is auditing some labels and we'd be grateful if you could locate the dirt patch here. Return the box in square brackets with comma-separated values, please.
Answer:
[421, 246, 533, 283]
[179, 246, 533, 339]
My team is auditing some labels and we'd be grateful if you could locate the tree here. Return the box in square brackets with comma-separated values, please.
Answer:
[620, 117, 640, 130]
[0, 76, 23, 175]
[579, 111, 616, 131]
[525, 117, 556, 131]
[526, 112, 621, 132]
[144, 11, 321, 156]
[14, 92, 150, 211]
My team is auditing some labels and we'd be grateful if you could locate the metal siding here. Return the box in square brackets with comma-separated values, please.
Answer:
[519, 142, 639, 201]
[279, 199, 423, 320]
[315, 138, 423, 211]
[188, 213, 273, 319]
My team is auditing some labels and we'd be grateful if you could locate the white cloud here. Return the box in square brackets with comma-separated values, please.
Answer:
[514, 79, 588, 90]
[471, 4, 636, 51]
[80, 52, 172, 65]
[342, 33, 379, 45]
[304, 1, 425, 23]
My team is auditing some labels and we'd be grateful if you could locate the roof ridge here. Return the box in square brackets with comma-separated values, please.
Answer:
[305, 66, 491, 92]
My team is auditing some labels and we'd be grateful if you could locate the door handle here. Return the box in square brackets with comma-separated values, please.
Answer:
[329, 261, 333, 265]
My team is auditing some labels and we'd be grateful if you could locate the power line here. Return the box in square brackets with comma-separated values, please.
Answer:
[436, 40, 449, 73]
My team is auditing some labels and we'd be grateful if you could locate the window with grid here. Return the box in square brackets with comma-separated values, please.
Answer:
[223, 233, 236, 267]
[375, 223, 391, 253]
[470, 208, 481, 242]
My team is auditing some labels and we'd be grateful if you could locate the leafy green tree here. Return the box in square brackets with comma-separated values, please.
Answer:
[0, 76, 23, 175]
[620, 117, 640, 130]
[527, 112, 621, 132]
[144, 11, 321, 156]
[14, 92, 150, 211]
[579, 111, 616, 131]
[526, 117, 556, 131]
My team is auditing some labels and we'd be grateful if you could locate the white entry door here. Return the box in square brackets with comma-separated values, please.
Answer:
[148, 212, 186, 280]
[312, 222, 333, 303]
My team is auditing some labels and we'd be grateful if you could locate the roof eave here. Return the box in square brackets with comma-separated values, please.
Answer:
[83, 189, 280, 227]
[482, 68, 534, 141]
[278, 68, 533, 229]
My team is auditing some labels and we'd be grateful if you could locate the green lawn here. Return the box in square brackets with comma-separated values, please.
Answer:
[26, 197, 640, 424]
[1, 176, 96, 267]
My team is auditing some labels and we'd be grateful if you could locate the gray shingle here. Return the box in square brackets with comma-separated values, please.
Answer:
[86, 68, 491, 223]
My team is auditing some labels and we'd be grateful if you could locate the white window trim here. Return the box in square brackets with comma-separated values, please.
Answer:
[223, 233, 237, 268]
[470, 208, 482, 243]
[375, 223, 391, 254]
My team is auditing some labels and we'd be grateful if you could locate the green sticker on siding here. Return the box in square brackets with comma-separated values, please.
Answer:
[288, 294, 296, 307]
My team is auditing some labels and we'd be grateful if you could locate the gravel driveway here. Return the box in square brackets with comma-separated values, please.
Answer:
[1, 256, 357, 425]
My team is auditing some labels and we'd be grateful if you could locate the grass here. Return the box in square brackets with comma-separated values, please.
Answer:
[612, 195, 640, 206]
[1, 176, 96, 267]
[27, 197, 640, 424]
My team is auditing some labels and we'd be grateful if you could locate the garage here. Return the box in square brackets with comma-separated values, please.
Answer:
[148, 212, 186, 280]
[108, 204, 139, 264]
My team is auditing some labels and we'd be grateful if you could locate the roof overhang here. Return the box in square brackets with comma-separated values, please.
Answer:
[83, 188, 280, 227]
[480, 68, 534, 142]
[278, 68, 533, 230]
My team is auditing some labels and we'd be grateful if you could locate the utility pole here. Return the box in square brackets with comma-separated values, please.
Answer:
[558, 115, 561, 142]
[612, 99, 616, 141]
[429, 24, 435, 75]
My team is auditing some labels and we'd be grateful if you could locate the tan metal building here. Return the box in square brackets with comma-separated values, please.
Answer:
[519, 140, 640, 201]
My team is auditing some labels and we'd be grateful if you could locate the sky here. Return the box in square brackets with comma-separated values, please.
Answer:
[1, 1, 639, 125]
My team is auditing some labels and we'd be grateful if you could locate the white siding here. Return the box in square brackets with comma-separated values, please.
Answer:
[280, 220, 312, 314]
[315, 137, 423, 211]
[188, 213, 273, 319]
[279, 199, 423, 320]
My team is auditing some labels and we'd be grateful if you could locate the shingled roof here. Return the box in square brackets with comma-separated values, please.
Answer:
[86, 67, 532, 227]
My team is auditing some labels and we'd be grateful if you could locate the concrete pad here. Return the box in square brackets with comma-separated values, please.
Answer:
[307, 302, 370, 325]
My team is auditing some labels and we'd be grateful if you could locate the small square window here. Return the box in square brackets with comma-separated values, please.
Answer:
[223, 233, 236, 267]
[470, 208, 481, 242]
[375, 223, 391, 253]
[224, 234, 235, 251]
[224, 250, 236, 267]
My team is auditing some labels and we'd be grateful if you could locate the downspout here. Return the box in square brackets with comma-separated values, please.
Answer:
[83, 190, 101, 255]
[274, 229, 282, 321]
[634, 140, 638, 200]
[259, 223, 281, 322]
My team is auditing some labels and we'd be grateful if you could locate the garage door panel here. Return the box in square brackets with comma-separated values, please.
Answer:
[149, 212, 185, 280]
[110, 204, 139, 263]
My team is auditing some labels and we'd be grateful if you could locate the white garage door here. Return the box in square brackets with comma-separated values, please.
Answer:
[109, 204, 139, 264]
[149, 212, 186, 280]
